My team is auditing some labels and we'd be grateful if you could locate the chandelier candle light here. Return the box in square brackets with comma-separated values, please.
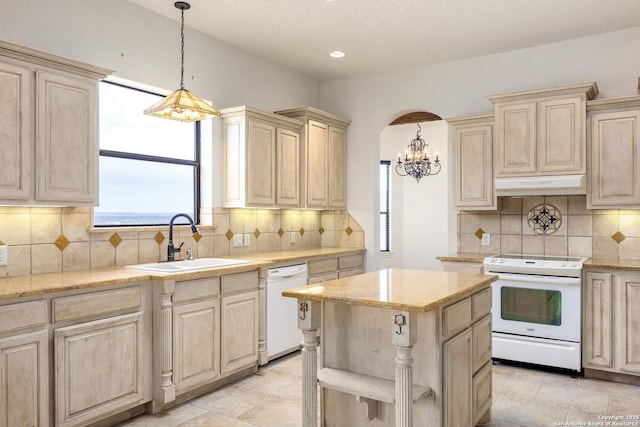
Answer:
[143, 1, 220, 122]
[396, 124, 441, 182]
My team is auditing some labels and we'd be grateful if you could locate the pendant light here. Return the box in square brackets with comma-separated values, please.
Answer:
[144, 1, 220, 122]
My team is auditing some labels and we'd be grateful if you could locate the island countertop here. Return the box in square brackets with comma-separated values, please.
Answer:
[282, 268, 497, 312]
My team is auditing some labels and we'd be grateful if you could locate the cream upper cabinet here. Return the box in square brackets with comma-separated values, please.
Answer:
[275, 107, 351, 209]
[220, 106, 303, 208]
[586, 97, 640, 209]
[0, 40, 111, 206]
[448, 114, 497, 210]
[487, 82, 598, 178]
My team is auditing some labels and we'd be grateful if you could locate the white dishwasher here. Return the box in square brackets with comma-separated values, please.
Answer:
[266, 263, 308, 361]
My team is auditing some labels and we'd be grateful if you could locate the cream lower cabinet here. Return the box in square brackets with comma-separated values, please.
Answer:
[275, 107, 351, 209]
[587, 97, 640, 209]
[0, 300, 48, 427]
[440, 260, 484, 274]
[448, 114, 497, 210]
[220, 106, 303, 208]
[307, 252, 365, 284]
[0, 40, 110, 206]
[53, 285, 151, 427]
[584, 271, 640, 377]
[441, 287, 492, 426]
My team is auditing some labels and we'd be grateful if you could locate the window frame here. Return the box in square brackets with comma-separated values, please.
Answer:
[95, 80, 201, 227]
[380, 160, 391, 252]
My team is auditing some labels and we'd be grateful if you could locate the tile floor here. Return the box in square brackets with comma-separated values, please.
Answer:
[117, 353, 640, 427]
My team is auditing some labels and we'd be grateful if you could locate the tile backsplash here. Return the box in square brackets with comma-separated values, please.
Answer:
[458, 196, 640, 260]
[0, 207, 364, 277]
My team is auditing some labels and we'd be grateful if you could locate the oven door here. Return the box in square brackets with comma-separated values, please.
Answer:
[491, 272, 581, 342]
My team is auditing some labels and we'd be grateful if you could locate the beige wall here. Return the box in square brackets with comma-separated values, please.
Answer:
[458, 196, 640, 261]
[0, 207, 364, 277]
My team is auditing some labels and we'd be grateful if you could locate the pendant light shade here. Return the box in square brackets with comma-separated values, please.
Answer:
[144, 2, 220, 122]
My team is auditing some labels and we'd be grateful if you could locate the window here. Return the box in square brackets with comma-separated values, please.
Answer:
[94, 81, 200, 226]
[380, 160, 391, 252]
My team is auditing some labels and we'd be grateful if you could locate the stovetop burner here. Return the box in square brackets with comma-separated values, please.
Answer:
[484, 254, 587, 277]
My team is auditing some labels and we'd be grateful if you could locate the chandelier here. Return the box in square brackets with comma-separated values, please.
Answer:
[396, 124, 441, 182]
[144, 2, 220, 122]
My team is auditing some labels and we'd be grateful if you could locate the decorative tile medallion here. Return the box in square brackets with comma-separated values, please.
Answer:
[109, 233, 122, 248]
[278, 228, 284, 237]
[154, 232, 165, 245]
[612, 231, 626, 244]
[54, 235, 70, 251]
[345, 226, 353, 236]
[319, 226, 325, 235]
[225, 229, 234, 241]
[253, 228, 261, 239]
[299, 228, 305, 236]
[475, 228, 485, 240]
[527, 203, 562, 235]
[192, 232, 202, 242]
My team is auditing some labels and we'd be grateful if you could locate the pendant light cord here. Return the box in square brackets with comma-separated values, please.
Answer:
[180, 6, 185, 89]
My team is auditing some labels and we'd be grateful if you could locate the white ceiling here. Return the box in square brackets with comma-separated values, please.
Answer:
[128, 0, 640, 82]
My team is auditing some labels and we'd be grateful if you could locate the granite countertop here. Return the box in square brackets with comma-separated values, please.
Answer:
[282, 268, 497, 312]
[0, 248, 365, 301]
[436, 253, 492, 263]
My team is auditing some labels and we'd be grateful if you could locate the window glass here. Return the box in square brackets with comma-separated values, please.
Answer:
[94, 81, 199, 226]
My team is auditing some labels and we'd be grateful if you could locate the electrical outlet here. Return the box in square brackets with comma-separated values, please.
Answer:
[481, 233, 491, 246]
[0, 245, 7, 266]
[290, 232, 296, 243]
[243, 234, 251, 246]
[233, 234, 243, 247]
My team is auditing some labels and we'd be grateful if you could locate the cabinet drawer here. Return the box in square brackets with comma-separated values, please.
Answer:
[308, 272, 338, 284]
[338, 268, 363, 279]
[0, 300, 47, 334]
[52, 286, 141, 323]
[473, 314, 492, 371]
[472, 287, 492, 320]
[221, 270, 259, 294]
[473, 361, 492, 425]
[338, 254, 363, 270]
[174, 277, 220, 304]
[442, 297, 472, 339]
[308, 258, 338, 276]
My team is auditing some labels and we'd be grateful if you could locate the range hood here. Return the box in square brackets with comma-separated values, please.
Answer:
[495, 174, 586, 196]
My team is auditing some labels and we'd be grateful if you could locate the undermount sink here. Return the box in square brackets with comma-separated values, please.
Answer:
[126, 258, 250, 273]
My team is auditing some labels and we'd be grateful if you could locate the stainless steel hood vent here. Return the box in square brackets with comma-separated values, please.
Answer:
[495, 174, 586, 196]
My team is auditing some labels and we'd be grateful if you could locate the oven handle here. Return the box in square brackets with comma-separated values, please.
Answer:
[489, 272, 581, 286]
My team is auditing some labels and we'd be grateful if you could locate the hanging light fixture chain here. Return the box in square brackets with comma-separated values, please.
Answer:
[179, 4, 185, 89]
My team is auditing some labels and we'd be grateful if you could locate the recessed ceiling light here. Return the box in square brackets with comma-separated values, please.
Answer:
[330, 50, 345, 58]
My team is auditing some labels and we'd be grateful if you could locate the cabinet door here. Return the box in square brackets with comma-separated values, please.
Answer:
[276, 127, 300, 207]
[588, 110, 640, 208]
[173, 299, 220, 392]
[583, 272, 614, 369]
[306, 120, 329, 208]
[494, 101, 537, 176]
[221, 291, 259, 374]
[0, 330, 48, 427]
[538, 96, 584, 173]
[442, 328, 473, 427]
[35, 70, 97, 204]
[453, 123, 496, 209]
[55, 312, 145, 427]
[327, 125, 347, 208]
[0, 61, 31, 201]
[617, 275, 640, 374]
[247, 119, 276, 206]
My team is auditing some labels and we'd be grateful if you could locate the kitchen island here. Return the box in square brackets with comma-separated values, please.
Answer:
[282, 268, 497, 427]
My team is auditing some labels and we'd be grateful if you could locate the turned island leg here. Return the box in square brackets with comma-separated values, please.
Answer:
[298, 299, 320, 427]
[392, 310, 417, 427]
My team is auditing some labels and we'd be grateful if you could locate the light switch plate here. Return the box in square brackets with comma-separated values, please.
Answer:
[233, 234, 243, 247]
[0, 245, 7, 266]
[243, 234, 251, 246]
[481, 233, 491, 246]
